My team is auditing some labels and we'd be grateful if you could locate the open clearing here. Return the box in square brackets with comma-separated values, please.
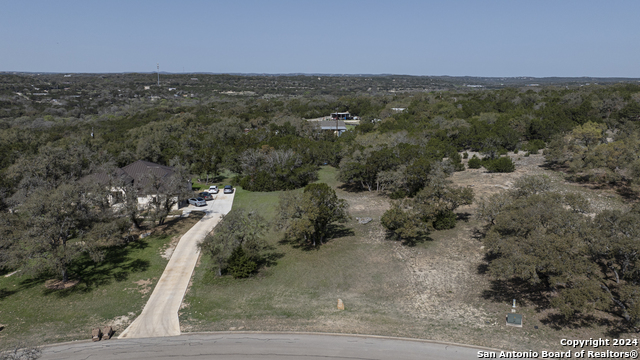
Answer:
[181, 160, 634, 352]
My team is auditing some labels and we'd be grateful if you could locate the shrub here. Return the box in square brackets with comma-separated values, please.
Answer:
[468, 155, 482, 169]
[524, 139, 546, 154]
[433, 210, 457, 230]
[463, 152, 469, 159]
[485, 157, 515, 173]
[449, 152, 465, 171]
[226, 246, 257, 278]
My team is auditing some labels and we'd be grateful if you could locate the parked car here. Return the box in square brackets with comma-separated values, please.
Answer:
[223, 185, 234, 194]
[198, 191, 213, 201]
[188, 197, 206, 206]
[208, 185, 219, 194]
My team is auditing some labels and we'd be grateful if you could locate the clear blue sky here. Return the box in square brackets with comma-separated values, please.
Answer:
[1, 0, 638, 77]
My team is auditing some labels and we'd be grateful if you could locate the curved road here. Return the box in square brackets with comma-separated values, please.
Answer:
[118, 193, 235, 338]
[42, 333, 488, 360]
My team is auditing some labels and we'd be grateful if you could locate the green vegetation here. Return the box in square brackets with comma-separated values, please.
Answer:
[237, 147, 317, 191]
[181, 176, 413, 339]
[2, 72, 640, 343]
[468, 155, 482, 169]
[198, 209, 267, 277]
[480, 176, 640, 326]
[226, 246, 257, 279]
[275, 183, 350, 248]
[381, 163, 473, 244]
[483, 156, 516, 173]
[0, 214, 203, 345]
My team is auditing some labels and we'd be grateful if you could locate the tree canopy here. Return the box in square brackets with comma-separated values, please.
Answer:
[276, 183, 349, 247]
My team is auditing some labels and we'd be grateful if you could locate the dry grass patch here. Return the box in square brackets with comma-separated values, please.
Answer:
[44, 279, 80, 290]
[180, 163, 636, 352]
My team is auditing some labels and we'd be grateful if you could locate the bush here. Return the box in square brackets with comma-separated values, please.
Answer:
[468, 155, 482, 169]
[449, 152, 465, 171]
[463, 152, 469, 159]
[226, 246, 257, 278]
[433, 210, 457, 230]
[524, 139, 546, 154]
[485, 157, 515, 173]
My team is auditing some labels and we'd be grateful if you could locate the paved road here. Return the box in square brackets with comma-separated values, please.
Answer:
[118, 193, 235, 339]
[42, 333, 488, 360]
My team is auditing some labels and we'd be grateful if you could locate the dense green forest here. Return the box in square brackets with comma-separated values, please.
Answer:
[2, 73, 640, 330]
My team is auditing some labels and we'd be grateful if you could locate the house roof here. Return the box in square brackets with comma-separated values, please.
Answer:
[121, 160, 174, 180]
[121, 160, 176, 194]
[84, 160, 178, 196]
[317, 120, 347, 130]
[83, 167, 133, 187]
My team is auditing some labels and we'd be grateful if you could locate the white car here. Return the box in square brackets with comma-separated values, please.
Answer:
[188, 197, 206, 207]
[208, 185, 219, 194]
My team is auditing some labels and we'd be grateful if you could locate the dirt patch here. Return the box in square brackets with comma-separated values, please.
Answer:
[4, 270, 20, 278]
[337, 190, 390, 220]
[44, 279, 79, 290]
[133, 279, 153, 294]
[160, 236, 180, 260]
[153, 212, 205, 238]
[182, 159, 633, 351]
[454, 152, 553, 202]
[105, 312, 137, 333]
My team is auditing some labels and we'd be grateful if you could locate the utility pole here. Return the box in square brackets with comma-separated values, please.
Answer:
[157, 63, 160, 86]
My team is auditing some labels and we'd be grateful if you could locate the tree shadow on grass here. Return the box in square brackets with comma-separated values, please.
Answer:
[328, 223, 355, 239]
[156, 212, 205, 237]
[541, 312, 614, 331]
[456, 212, 472, 222]
[257, 251, 286, 268]
[279, 224, 355, 251]
[255, 244, 285, 268]
[337, 183, 369, 193]
[471, 227, 485, 242]
[0, 288, 17, 300]
[42, 240, 151, 298]
[479, 256, 630, 332]
[400, 234, 433, 247]
[616, 185, 639, 202]
[481, 276, 551, 311]
[604, 319, 637, 338]
[381, 229, 433, 247]
[17, 273, 53, 291]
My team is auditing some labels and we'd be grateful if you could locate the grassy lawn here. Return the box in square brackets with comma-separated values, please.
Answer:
[0, 213, 204, 347]
[181, 163, 636, 352]
[181, 166, 415, 336]
[192, 170, 237, 191]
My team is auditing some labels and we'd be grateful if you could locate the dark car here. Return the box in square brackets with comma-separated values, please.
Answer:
[223, 185, 234, 194]
[198, 191, 213, 201]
